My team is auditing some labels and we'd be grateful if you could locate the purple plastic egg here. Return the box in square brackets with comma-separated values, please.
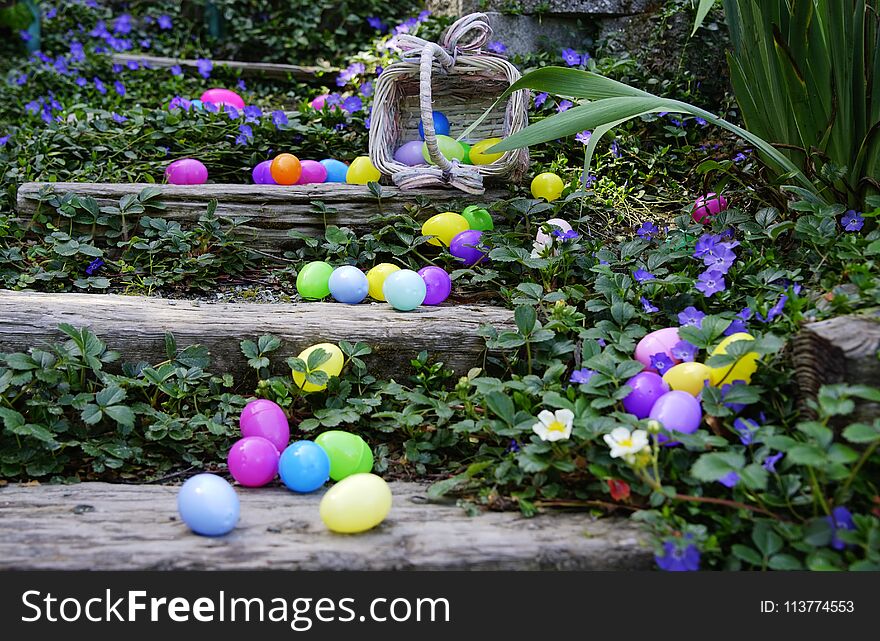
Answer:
[296, 160, 328, 184]
[418, 265, 452, 305]
[227, 436, 279, 487]
[449, 230, 489, 266]
[394, 140, 427, 167]
[622, 372, 670, 419]
[252, 160, 277, 185]
[240, 399, 290, 452]
[200, 88, 245, 109]
[649, 390, 703, 444]
[165, 158, 208, 185]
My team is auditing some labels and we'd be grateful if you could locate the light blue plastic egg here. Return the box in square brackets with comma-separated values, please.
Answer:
[320, 159, 349, 183]
[279, 441, 331, 493]
[382, 269, 427, 311]
[177, 473, 239, 536]
[329, 265, 369, 304]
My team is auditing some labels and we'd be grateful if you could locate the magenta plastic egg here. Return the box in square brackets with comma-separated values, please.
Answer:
[449, 230, 489, 266]
[252, 160, 277, 185]
[417, 265, 452, 305]
[165, 158, 208, 185]
[240, 398, 290, 452]
[394, 140, 427, 166]
[311, 94, 328, 110]
[200, 88, 245, 109]
[296, 160, 329, 184]
[227, 436, 279, 487]
[692, 192, 729, 223]
[634, 327, 682, 370]
[622, 372, 670, 419]
[649, 390, 703, 442]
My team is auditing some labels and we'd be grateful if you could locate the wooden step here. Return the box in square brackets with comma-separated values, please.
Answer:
[16, 182, 506, 254]
[0, 291, 512, 380]
[0, 482, 651, 570]
[111, 53, 330, 81]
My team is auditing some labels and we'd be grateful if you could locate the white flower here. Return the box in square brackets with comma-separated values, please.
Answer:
[532, 409, 574, 442]
[603, 427, 650, 462]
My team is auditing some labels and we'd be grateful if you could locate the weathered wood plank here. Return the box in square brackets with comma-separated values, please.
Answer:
[0, 482, 650, 570]
[791, 309, 880, 421]
[16, 182, 506, 254]
[0, 291, 512, 380]
[111, 53, 330, 80]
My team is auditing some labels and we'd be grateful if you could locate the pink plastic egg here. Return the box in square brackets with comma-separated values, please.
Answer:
[634, 327, 682, 370]
[296, 160, 329, 184]
[240, 399, 290, 452]
[311, 94, 328, 110]
[165, 158, 208, 185]
[200, 88, 245, 109]
[692, 192, 729, 224]
[227, 436, 279, 487]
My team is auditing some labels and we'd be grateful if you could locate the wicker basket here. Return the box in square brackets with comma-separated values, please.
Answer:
[369, 13, 529, 195]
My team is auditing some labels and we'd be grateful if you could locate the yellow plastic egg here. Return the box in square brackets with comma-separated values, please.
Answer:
[346, 156, 381, 184]
[292, 343, 345, 392]
[663, 362, 712, 396]
[469, 137, 504, 165]
[366, 263, 400, 301]
[421, 212, 470, 247]
[530, 172, 565, 201]
[319, 473, 392, 534]
[708, 332, 759, 386]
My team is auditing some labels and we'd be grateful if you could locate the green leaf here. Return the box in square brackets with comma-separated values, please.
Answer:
[768, 554, 803, 570]
[0, 407, 25, 430]
[731, 544, 763, 566]
[752, 522, 783, 557]
[842, 422, 880, 443]
[691, 0, 717, 36]
[514, 305, 536, 335]
[307, 347, 330, 370]
[690, 451, 745, 481]
[787, 443, 826, 466]
[104, 405, 135, 429]
[803, 517, 833, 546]
[485, 391, 515, 426]
[426, 473, 469, 500]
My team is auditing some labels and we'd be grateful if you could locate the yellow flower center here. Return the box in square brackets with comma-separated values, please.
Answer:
[619, 437, 633, 448]
[547, 420, 567, 433]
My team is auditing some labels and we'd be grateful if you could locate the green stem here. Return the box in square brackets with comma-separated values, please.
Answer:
[838, 441, 879, 500]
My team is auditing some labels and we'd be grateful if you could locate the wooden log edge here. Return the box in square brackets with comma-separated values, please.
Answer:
[111, 53, 332, 80]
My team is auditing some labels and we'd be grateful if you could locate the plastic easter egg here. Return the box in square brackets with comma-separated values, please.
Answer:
[708, 332, 758, 386]
[383, 269, 427, 311]
[296, 261, 334, 299]
[449, 229, 489, 266]
[663, 362, 712, 396]
[165, 158, 208, 185]
[394, 140, 427, 166]
[200, 88, 245, 109]
[346, 155, 381, 184]
[240, 398, 290, 452]
[531, 172, 565, 201]
[469, 137, 504, 165]
[418, 110, 450, 139]
[535, 218, 572, 246]
[310, 94, 329, 110]
[278, 441, 330, 493]
[177, 473, 239, 536]
[417, 266, 452, 305]
[270, 153, 302, 185]
[634, 327, 682, 370]
[621, 372, 670, 419]
[649, 390, 703, 439]
[461, 205, 494, 232]
[314, 431, 374, 481]
[422, 135, 466, 164]
[320, 473, 391, 534]
[189, 99, 204, 111]
[252, 160, 277, 185]
[320, 158, 349, 183]
[292, 343, 345, 392]
[328, 265, 369, 304]
[227, 436, 279, 487]
[296, 159, 328, 185]
[421, 212, 470, 247]
[461, 142, 472, 164]
[366, 263, 400, 301]
[693, 192, 729, 224]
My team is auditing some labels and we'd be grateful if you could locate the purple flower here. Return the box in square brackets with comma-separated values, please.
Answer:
[89, 20, 109, 38]
[0, 135, 9, 146]
[534, 92, 548, 108]
[337, 62, 366, 87]
[19, 30, 32, 42]
[695, 117, 708, 126]
[557, 100, 573, 113]
[826, 507, 855, 550]
[126, 60, 139, 71]
[841, 210, 864, 232]
[237, 79, 246, 91]
[733, 152, 747, 163]
[637, 221, 659, 239]
[170, 65, 182, 76]
[113, 80, 126, 96]
[718, 471, 740, 488]
[45, 7, 57, 19]
[670, 340, 697, 362]
[111, 112, 127, 123]
[54, 57, 69, 75]
[140, 39, 151, 49]
[196, 58, 213, 79]
[763, 452, 783, 473]
[733, 417, 759, 445]
[418, 10, 432, 22]
[656, 537, 700, 571]
[488, 41, 506, 54]
[271, 110, 288, 127]
[235, 124, 253, 146]
[633, 268, 654, 283]
[113, 14, 133, 35]
[552, 229, 579, 241]
[756, 294, 787, 323]
[570, 368, 596, 384]
[243, 105, 262, 122]
[74, 76, 87, 87]
[678, 306, 705, 328]
[724, 319, 748, 335]
[702, 245, 737, 273]
[506, 439, 520, 453]
[85, 258, 104, 275]
[575, 130, 592, 145]
[14, 73, 28, 86]
[342, 96, 363, 113]
[69, 42, 85, 62]
[650, 353, 674, 375]
[641, 297, 659, 314]
[693, 233, 717, 258]
[204, 101, 219, 113]
[225, 105, 240, 119]
[366, 16, 385, 31]
[93, 77, 106, 94]
[158, 15, 172, 30]
[359, 81, 374, 97]
[610, 139, 621, 158]
[561, 48, 582, 66]
[111, 64, 124, 74]
[695, 270, 726, 298]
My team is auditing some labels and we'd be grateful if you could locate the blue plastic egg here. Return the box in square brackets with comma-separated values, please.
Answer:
[279, 441, 331, 493]
[328, 265, 369, 304]
[418, 111, 450, 139]
[177, 473, 239, 536]
[383, 269, 427, 311]
[320, 159, 349, 183]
